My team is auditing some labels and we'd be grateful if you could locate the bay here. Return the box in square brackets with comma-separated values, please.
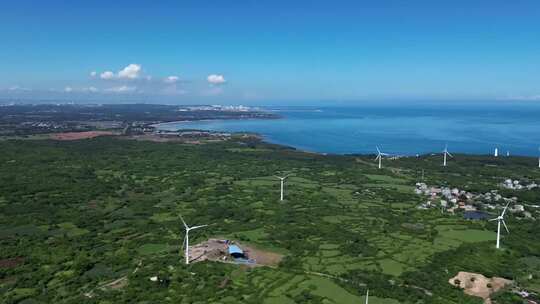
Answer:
[157, 101, 540, 156]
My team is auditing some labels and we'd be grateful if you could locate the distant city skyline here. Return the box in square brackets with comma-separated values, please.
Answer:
[1, 0, 540, 104]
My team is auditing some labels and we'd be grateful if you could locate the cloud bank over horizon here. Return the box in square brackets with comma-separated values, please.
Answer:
[0, 64, 232, 101]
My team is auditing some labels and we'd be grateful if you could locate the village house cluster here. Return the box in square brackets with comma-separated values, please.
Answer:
[177, 105, 256, 112]
[501, 179, 539, 190]
[414, 182, 532, 218]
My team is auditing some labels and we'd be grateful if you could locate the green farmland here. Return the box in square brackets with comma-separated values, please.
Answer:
[1, 137, 540, 303]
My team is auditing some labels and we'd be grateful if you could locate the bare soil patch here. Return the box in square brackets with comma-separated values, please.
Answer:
[449, 271, 512, 304]
[50, 131, 115, 141]
[189, 239, 283, 267]
[243, 245, 283, 266]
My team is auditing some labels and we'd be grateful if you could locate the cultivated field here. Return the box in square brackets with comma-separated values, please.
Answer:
[1, 137, 539, 303]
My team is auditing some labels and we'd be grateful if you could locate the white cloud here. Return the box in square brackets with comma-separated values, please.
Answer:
[164, 75, 180, 84]
[61, 86, 99, 93]
[117, 64, 142, 79]
[97, 64, 143, 80]
[100, 71, 115, 80]
[207, 74, 226, 85]
[105, 85, 136, 93]
[90, 71, 97, 77]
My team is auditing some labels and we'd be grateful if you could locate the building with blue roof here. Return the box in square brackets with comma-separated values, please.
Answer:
[228, 244, 245, 258]
[463, 211, 490, 220]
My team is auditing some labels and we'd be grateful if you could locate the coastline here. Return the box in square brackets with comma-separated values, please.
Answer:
[154, 117, 540, 158]
[151, 104, 540, 157]
[153, 120, 539, 159]
[152, 116, 281, 128]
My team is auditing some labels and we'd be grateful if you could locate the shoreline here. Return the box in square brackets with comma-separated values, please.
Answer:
[155, 122, 540, 159]
[3, 128, 537, 159]
[152, 116, 282, 128]
[153, 120, 536, 158]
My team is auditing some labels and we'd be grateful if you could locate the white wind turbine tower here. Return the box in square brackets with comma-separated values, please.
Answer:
[180, 215, 208, 265]
[442, 144, 453, 167]
[365, 289, 369, 304]
[374, 146, 388, 169]
[489, 202, 510, 249]
[274, 174, 290, 201]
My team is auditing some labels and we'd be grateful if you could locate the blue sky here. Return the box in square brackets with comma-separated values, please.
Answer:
[1, 0, 539, 104]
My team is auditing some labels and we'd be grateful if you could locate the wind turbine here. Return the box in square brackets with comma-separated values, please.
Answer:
[442, 144, 453, 167]
[374, 146, 388, 169]
[180, 215, 208, 265]
[274, 174, 290, 201]
[489, 202, 510, 249]
[365, 289, 369, 304]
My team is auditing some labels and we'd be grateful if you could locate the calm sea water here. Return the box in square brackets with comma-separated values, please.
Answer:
[157, 102, 540, 156]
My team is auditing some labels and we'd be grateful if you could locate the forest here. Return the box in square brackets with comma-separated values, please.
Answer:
[1, 136, 540, 303]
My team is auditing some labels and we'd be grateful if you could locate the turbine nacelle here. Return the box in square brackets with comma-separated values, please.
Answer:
[274, 174, 290, 180]
[186, 224, 208, 232]
[443, 145, 453, 157]
[375, 146, 389, 157]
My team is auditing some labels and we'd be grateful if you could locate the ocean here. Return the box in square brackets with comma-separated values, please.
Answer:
[156, 101, 540, 156]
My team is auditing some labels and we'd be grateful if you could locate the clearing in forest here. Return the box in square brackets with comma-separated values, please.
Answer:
[189, 239, 283, 267]
[449, 271, 512, 304]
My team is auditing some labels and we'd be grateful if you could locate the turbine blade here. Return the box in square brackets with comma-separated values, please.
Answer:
[502, 202, 511, 216]
[190, 224, 208, 230]
[502, 220, 509, 234]
[376, 146, 381, 154]
[447, 152, 454, 158]
[374, 155, 380, 161]
[489, 218, 498, 222]
[179, 214, 188, 229]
